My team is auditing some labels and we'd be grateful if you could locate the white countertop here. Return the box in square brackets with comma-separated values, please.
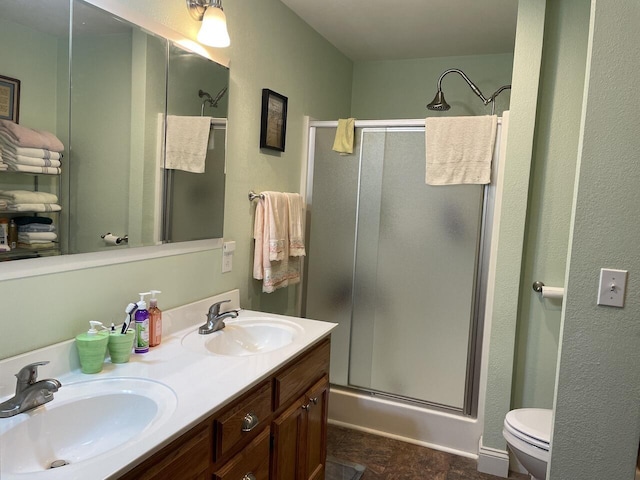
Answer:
[0, 290, 336, 479]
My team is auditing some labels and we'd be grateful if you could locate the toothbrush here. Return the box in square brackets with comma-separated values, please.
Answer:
[121, 302, 138, 334]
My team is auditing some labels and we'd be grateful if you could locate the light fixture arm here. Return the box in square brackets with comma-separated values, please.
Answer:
[186, 0, 222, 21]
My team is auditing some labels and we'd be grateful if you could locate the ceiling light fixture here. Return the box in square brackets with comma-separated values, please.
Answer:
[186, 0, 230, 48]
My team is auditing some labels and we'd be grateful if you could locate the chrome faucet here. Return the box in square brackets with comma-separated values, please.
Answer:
[198, 299, 240, 334]
[0, 361, 61, 418]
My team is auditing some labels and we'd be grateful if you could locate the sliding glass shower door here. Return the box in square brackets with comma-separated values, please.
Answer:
[305, 125, 488, 412]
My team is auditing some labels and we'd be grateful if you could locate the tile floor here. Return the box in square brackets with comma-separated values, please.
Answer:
[327, 424, 528, 480]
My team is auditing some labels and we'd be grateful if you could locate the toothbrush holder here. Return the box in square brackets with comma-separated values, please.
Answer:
[75, 331, 109, 373]
[107, 330, 135, 364]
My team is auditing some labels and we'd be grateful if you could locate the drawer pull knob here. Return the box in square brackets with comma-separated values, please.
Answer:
[241, 412, 259, 432]
[302, 403, 310, 410]
[242, 474, 256, 480]
[310, 397, 318, 405]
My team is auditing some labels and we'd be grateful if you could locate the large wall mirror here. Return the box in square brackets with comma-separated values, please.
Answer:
[0, 0, 228, 262]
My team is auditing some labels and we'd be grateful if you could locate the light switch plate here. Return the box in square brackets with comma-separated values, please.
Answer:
[597, 268, 627, 307]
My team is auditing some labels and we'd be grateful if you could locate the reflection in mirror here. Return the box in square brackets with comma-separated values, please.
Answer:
[164, 43, 228, 243]
[0, 0, 70, 261]
[0, 0, 229, 265]
[70, 0, 167, 253]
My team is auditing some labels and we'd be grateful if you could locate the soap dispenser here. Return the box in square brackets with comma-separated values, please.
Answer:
[75, 321, 109, 373]
[148, 290, 162, 347]
[134, 292, 151, 354]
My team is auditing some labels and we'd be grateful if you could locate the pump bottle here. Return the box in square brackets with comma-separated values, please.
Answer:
[134, 292, 151, 354]
[149, 290, 163, 347]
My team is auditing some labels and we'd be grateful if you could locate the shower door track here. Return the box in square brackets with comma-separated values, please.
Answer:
[306, 118, 502, 417]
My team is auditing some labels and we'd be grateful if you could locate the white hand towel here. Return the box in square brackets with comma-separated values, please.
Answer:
[286, 193, 305, 257]
[6, 203, 62, 213]
[0, 134, 62, 159]
[165, 116, 212, 173]
[264, 192, 288, 262]
[425, 115, 497, 185]
[1, 151, 61, 167]
[253, 196, 301, 293]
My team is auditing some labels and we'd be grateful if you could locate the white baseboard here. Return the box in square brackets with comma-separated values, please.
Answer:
[477, 436, 510, 478]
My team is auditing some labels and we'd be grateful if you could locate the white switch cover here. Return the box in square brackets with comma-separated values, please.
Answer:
[222, 241, 236, 273]
[597, 268, 628, 307]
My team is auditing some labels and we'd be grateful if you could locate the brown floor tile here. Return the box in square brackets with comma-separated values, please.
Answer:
[327, 425, 528, 480]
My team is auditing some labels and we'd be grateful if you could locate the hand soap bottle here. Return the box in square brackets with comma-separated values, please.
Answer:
[134, 292, 150, 354]
[75, 321, 109, 373]
[149, 290, 162, 347]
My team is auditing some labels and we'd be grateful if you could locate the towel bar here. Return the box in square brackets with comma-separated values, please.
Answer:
[248, 190, 265, 201]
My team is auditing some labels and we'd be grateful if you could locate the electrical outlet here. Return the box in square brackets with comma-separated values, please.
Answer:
[597, 268, 627, 308]
[222, 240, 236, 273]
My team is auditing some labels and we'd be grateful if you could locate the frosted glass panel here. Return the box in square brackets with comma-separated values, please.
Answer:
[349, 129, 483, 409]
[304, 127, 361, 385]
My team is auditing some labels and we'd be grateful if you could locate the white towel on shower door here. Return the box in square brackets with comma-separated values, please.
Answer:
[425, 115, 497, 185]
[165, 115, 212, 173]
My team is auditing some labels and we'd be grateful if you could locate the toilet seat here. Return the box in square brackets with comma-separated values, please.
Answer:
[504, 408, 552, 451]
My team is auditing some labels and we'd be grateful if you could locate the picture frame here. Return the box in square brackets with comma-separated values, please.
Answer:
[0, 74, 20, 124]
[259, 89, 288, 152]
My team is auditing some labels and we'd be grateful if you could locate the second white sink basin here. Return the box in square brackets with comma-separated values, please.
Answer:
[182, 316, 304, 356]
[0, 377, 177, 477]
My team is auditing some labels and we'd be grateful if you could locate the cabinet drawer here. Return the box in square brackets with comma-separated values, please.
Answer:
[215, 381, 272, 460]
[213, 427, 270, 480]
[274, 339, 330, 410]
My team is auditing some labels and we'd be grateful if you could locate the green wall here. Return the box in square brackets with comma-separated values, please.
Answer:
[351, 53, 513, 119]
[513, 0, 590, 409]
[0, 0, 352, 359]
[549, 0, 640, 477]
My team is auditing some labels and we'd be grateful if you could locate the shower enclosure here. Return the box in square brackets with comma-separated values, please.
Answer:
[303, 120, 502, 419]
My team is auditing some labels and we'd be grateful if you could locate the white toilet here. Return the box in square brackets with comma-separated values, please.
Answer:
[503, 408, 552, 480]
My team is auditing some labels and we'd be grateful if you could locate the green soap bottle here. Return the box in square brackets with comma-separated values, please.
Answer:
[75, 321, 109, 374]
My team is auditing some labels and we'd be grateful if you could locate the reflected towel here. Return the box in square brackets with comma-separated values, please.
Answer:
[0, 136, 62, 160]
[332, 118, 355, 155]
[165, 115, 211, 173]
[18, 224, 56, 233]
[425, 115, 497, 185]
[0, 190, 58, 204]
[6, 164, 61, 175]
[1, 151, 61, 168]
[286, 193, 305, 257]
[6, 203, 61, 213]
[0, 120, 64, 152]
[18, 232, 58, 242]
[18, 241, 57, 250]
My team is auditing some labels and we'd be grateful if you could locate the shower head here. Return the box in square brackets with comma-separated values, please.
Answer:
[426, 90, 450, 111]
[211, 86, 227, 107]
[426, 68, 511, 115]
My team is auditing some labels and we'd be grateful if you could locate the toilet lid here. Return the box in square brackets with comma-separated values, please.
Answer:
[505, 408, 552, 446]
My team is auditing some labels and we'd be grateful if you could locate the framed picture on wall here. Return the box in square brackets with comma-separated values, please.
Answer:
[0, 74, 20, 123]
[259, 89, 288, 152]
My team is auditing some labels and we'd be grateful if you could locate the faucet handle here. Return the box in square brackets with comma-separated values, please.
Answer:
[16, 361, 49, 385]
[208, 299, 231, 317]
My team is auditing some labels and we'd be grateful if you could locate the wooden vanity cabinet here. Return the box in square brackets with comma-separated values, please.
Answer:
[117, 337, 330, 480]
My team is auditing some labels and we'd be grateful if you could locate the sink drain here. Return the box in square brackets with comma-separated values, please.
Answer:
[49, 459, 70, 469]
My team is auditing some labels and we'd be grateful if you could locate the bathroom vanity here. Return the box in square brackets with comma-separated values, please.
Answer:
[0, 290, 336, 480]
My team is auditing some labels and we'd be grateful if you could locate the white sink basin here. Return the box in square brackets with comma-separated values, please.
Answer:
[0, 377, 177, 476]
[182, 316, 304, 356]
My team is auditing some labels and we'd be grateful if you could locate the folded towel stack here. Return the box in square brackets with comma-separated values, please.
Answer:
[0, 119, 64, 174]
[0, 190, 61, 213]
[253, 191, 306, 293]
[12, 215, 58, 249]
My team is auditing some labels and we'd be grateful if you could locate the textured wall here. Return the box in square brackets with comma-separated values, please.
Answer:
[549, 0, 640, 478]
[351, 53, 513, 119]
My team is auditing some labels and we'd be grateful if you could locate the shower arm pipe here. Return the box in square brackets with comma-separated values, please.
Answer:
[435, 69, 511, 114]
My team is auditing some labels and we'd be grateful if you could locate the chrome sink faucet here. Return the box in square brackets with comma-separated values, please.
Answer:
[199, 299, 240, 334]
[0, 361, 62, 418]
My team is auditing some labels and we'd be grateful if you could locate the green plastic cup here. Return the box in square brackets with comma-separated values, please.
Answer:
[108, 331, 135, 364]
[75, 331, 109, 374]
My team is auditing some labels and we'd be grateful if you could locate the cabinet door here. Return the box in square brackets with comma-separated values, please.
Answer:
[271, 395, 305, 480]
[302, 375, 329, 480]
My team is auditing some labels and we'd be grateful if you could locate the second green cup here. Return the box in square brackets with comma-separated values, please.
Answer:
[108, 330, 135, 364]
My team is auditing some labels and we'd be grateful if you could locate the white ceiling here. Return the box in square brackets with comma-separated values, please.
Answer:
[279, 0, 518, 61]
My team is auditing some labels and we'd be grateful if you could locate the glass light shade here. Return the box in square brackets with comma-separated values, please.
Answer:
[197, 6, 230, 48]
